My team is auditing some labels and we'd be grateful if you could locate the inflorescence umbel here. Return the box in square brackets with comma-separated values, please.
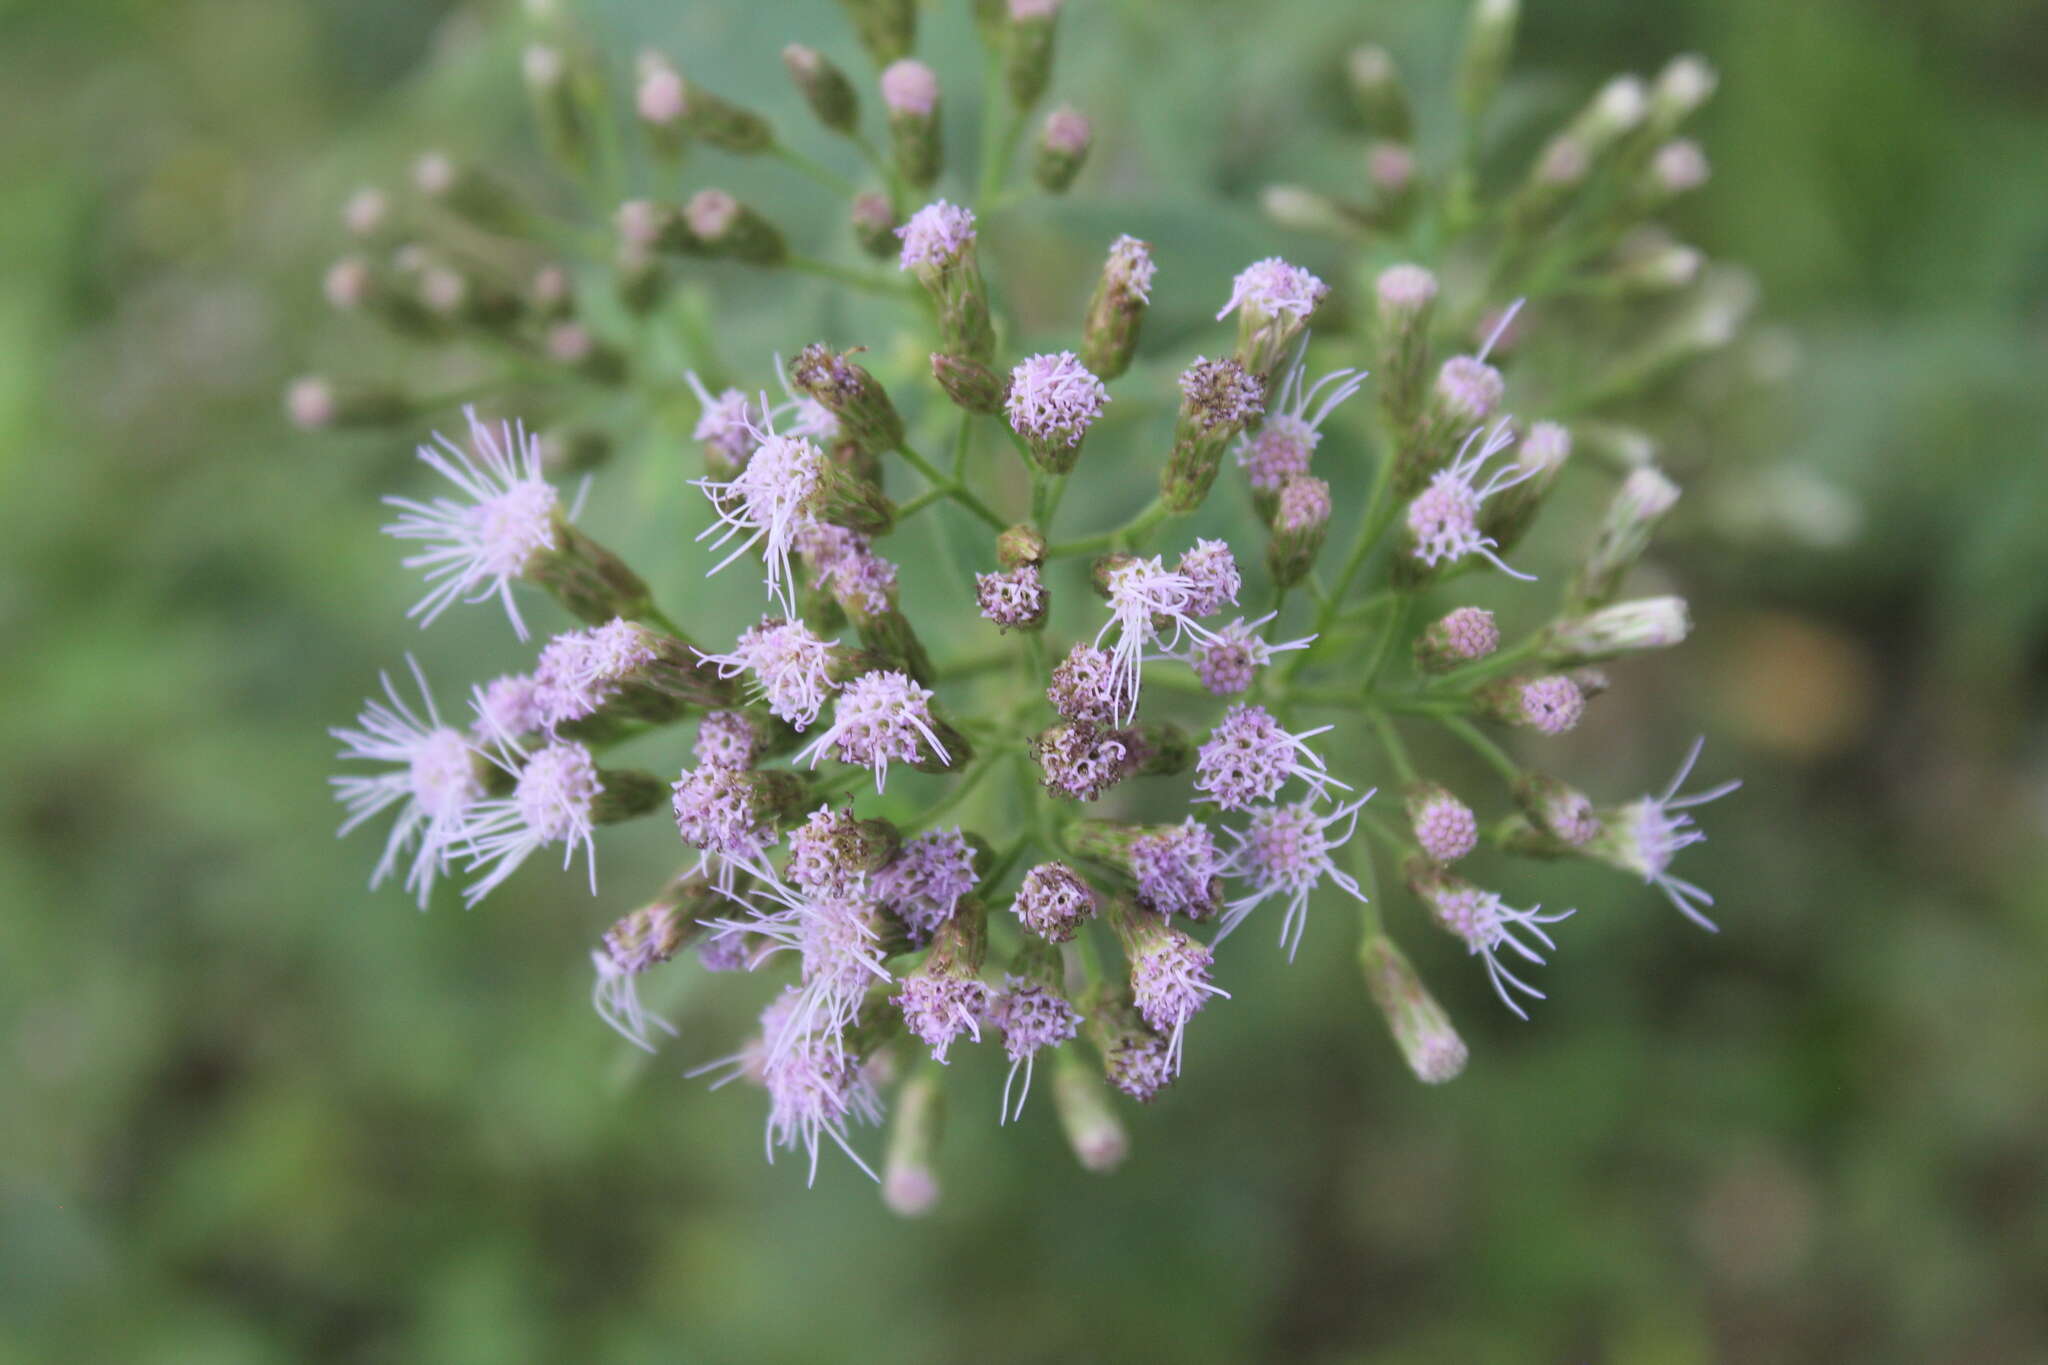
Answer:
[312, 0, 1743, 1207]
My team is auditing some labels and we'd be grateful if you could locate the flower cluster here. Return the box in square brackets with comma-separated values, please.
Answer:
[312, 0, 1746, 1209]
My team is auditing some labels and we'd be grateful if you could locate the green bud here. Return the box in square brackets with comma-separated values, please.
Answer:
[782, 43, 859, 133]
[685, 190, 787, 266]
[1359, 935, 1468, 1084]
[835, 0, 917, 65]
[1033, 106, 1091, 193]
[1004, 0, 1062, 109]
[790, 343, 906, 455]
[931, 352, 1009, 416]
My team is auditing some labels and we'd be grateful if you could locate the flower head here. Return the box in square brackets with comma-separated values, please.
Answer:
[797, 522, 897, 615]
[976, 563, 1046, 630]
[879, 58, 939, 116]
[470, 672, 547, 741]
[894, 970, 992, 1064]
[750, 989, 886, 1184]
[1235, 353, 1368, 492]
[1515, 675, 1586, 735]
[1178, 356, 1265, 433]
[1121, 910, 1227, 1073]
[1105, 233, 1156, 302]
[697, 616, 839, 729]
[671, 764, 791, 880]
[1220, 792, 1375, 960]
[799, 669, 950, 793]
[331, 658, 482, 908]
[1006, 351, 1109, 453]
[1175, 613, 1315, 696]
[1094, 553, 1214, 722]
[1048, 642, 1132, 724]
[1129, 818, 1224, 920]
[896, 199, 976, 270]
[988, 977, 1081, 1121]
[694, 427, 823, 617]
[1011, 862, 1098, 942]
[1405, 420, 1537, 580]
[1033, 720, 1135, 801]
[456, 738, 603, 907]
[1412, 865, 1575, 1020]
[532, 618, 658, 731]
[694, 710, 764, 770]
[1408, 786, 1479, 863]
[685, 375, 764, 473]
[1195, 703, 1346, 811]
[1593, 737, 1741, 931]
[1175, 539, 1241, 618]
[873, 829, 978, 941]
[1433, 355, 1506, 424]
[1217, 257, 1328, 323]
[381, 408, 562, 639]
[591, 905, 687, 1051]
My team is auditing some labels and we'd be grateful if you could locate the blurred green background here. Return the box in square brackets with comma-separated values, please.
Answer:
[4, 0, 2046, 1361]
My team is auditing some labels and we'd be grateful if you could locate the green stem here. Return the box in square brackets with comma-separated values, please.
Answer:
[1042, 496, 1174, 559]
[1441, 715, 1522, 784]
[772, 143, 858, 198]
[896, 443, 1006, 531]
[848, 130, 907, 215]
[785, 254, 917, 301]
[1358, 595, 1414, 692]
[1424, 632, 1546, 692]
[934, 649, 1015, 682]
[951, 411, 974, 481]
[908, 754, 1001, 829]
[1367, 711, 1418, 785]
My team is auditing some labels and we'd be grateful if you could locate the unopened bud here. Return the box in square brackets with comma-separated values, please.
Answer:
[850, 192, 900, 260]
[1052, 1047, 1129, 1171]
[1649, 139, 1710, 197]
[615, 198, 696, 255]
[1360, 935, 1468, 1084]
[898, 200, 993, 364]
[1033, 106, 1091, 193]
[931, 352, 1009, 415]
[285, 377, 408, 431]
[1456, 0, 1519, 123]
[674, 75, 776, 154]
[685, 190, 786, 266]
[791, 343, 905, 455]
[1406, 784, 1479, 864]
[1570, 467, 1680, 607]
[1005, 0, 1063, 108]
[835, 0, 917, 65]
[1650, 54, 1716, 134]
[1079, 234, 1154, 380]
[782, 43, 859, 133]
[613, 241, 666, 315]
[996, 523, 1048, 569]
[1511, 771, 1602, 846]
[342, 187, 390, 239]
[1375, 263, 1438, 429]
[1367, 140, 1417, 200]
[1414, 606, 1499, 673]
[1542, 596, 1690, 663]
[1162, 356, 1264, 512]
[528, 264, 574, 321]
[1610, 235, 1704, 294]
[1481, 674, 1586, 735]
[523, 43, 588, 168]
[412, 151, 521, 230]
[1260, 184, 1360, 238]
[882, 1068, 944, 1217]
[1266, 475, 1331, 587]
[546, 322, 626, 384]
[881, 60, 943, 188]
[635, 53, 689, 156]
[1346, 45, 1412, 140]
